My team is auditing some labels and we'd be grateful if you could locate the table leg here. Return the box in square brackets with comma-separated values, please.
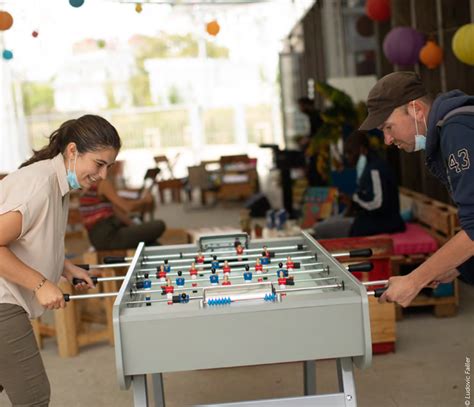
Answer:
[133, 375, 148, 407]
[336, 358, 357, 406]
[303, 360, 316, 395]
[151, 373, 165, 407]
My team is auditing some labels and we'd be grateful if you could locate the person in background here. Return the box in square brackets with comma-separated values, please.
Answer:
[359, 71, 474, 306]
[0, 115, 120, 406]
[313, 131, 405, 239]
[79, 175, 166, 250]
[297, 96, 326, 186]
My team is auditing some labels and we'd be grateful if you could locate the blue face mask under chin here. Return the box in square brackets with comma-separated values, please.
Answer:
[356, 154, 367, 181]
[414, 135, 426, 151]
[412, 101, 427, 152]
[67, 151, 81, 190]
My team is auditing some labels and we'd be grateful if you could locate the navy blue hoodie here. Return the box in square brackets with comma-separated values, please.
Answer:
[426, 90, 474, 283]
[350, 151, 405, 237]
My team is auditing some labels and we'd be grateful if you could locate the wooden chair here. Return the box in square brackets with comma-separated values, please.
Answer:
[154, 155, 184, 204]
[186, 164, 218, 206]
[32, 249, 133, 357]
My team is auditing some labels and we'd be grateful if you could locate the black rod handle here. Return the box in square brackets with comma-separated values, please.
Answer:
[348, 248, 373, 258]
[373, 287, 388, 298]
[72, 276, 98, 285]
[74, 264, 90, 270]
[347, 262, 373, 272]
[63, 294, 70, 302]
[103, 256, 126, 264]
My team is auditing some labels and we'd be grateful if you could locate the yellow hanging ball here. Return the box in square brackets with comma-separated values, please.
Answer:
[452, 23, 474, 66]
[0, 10, 13, 31]
[206, 20, 220, 36]
[135, 3, 143, 13]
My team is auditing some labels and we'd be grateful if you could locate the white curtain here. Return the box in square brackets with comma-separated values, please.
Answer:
[0, 35, 30, 174]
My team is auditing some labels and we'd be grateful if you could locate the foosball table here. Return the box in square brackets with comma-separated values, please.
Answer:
[68, 231, 387, 407]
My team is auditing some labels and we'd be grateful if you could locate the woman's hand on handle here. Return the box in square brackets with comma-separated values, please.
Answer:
[35, 280, 66, 310]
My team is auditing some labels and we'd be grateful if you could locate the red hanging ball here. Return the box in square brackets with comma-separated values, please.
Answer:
[366, 0, 391, 22]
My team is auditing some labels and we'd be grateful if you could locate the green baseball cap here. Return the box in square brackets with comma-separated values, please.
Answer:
[359, 71, 427, 131]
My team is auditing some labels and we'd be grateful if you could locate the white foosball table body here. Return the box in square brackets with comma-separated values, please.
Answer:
[113, 232, 373, 406]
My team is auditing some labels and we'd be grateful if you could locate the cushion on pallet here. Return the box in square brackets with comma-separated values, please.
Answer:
[388, 223, 439, 255]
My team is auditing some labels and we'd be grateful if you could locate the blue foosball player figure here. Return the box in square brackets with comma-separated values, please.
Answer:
[176, 270, 185, 287]
[211, 255, 220, 269]
[276, 262, 288, 277]
[144, 278, 152, 306]
[243, 272, 252, 282]
[210, 268, 219, 285]
[164, 259, 171, 273]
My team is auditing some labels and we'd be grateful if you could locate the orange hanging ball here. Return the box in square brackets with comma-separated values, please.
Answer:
[0, 11, 13, 31]
[419, 40, 443, 69]
[206, 20, 220, 36]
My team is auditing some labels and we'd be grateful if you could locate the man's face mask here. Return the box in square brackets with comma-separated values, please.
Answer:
[412, 101, 427, 152]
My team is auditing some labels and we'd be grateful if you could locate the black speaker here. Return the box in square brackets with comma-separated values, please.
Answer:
[244, 193, 271, 217]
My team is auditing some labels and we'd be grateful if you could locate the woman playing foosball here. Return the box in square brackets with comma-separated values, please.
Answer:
[0, 115, 121, 406]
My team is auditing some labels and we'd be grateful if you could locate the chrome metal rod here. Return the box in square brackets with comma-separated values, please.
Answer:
[140, 276, 338, 294]
[136, 244, 308, 261]
[275, 283, 343, 294]
[362, 280, 388, 286]
[141, 250, 310, 266]
[141, 265, 329, 286]
[136, 258, 324, 275]
[83, 250, 312, 270]
[66, 292, 118, 300]
[126, 295, 204, 305]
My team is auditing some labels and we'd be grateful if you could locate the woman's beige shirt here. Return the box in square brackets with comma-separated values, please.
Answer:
[0, 154, 70, 318]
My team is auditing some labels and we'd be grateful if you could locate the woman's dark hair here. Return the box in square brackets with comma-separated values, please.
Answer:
[20, 114, 121, 168]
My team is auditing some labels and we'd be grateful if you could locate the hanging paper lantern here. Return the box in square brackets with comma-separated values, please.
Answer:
[32, 30, 39, 38]
[206, 20, 220, 36]
[383, 27, 425, 65]
[452, 23, 474, 66]
[366, 0, 391, 22]
[356, 15, 374, 37]
[419, 40, 443, 69]
[0, 11, 13, 31]
[2, 49, 13, 60]
[135, 3, 142, 13]
[69, 0, 85, 8]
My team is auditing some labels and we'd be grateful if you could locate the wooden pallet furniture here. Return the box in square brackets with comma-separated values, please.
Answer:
[217, 155, 258, 201]
[319, 236, 396, 354]
[393, 187, 461, 318]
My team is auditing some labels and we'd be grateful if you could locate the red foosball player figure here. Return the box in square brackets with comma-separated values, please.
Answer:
[196, 251, 205, 264]
[165, 278, 174, 305]
[222, 274, 231, 286]
[278, 270, 287, 296]
[278, 270, 286, 288]
[222, 260, 231, 275]
[255, 257, 263, 281]
[236, 243, 244, 256]
[189, 261, 198, 287]
[261, 245, 271, 265]
[286, 256, 294, 270]
[157, 264, 167, 283]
